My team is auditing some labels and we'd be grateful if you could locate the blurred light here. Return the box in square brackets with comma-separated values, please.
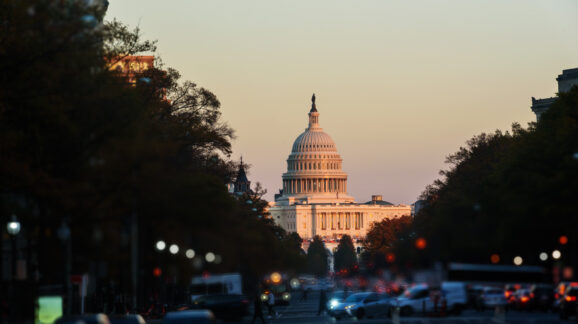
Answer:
[282, 292, 291, 300]
[252, 208, 257, 212]
[258, 215, 263, 219]
[205, 252, 216, 263]
[186, 249, 195, 259]
[553, 250, 562, 260]
[27, 6, 35, 16]
[169, 244, 179, 254]
[214, 255, 222, 264]
[386, 253, 396, 263]
[246, 200, 253, 204]
[155, 240, 166, 251]
[139, 77, 151, 84]
[271, 272, 282, 284]
[473, 203, 481, 211]
[290, 278, 300, 289]
[490, 254, 500, 264]
[513, 256, 523, 266]
[260, 294, 268, 301]
[560, 235, 569, 245]
[539, 252, 548, 261]
[153, 267, 162, 277]
[573, 152, 578, 160]
[415, 238, 427, 250]
[6, 216, 21, 236]
[330, 299, 339, 309]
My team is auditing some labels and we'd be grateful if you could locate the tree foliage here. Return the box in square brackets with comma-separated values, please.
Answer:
[415, 87, 578, 266]
[334, 235, 357, 272]
[306, 236, 328, 277]
[0, 0, 303, 310]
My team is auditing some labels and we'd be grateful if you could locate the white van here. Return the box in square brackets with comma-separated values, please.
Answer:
[393, 282, 467, 316]
[190, 273, 243, 301]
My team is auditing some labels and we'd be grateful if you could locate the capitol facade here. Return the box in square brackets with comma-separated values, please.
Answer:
[270, 95, 411, 244]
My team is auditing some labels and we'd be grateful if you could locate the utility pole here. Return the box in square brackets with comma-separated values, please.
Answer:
[131, 211, 138, 311]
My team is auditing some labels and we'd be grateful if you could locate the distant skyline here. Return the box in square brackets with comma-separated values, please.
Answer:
[107, 0, 578, 204]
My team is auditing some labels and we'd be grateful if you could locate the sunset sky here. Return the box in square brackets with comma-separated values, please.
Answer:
[108, 0, 578, 204]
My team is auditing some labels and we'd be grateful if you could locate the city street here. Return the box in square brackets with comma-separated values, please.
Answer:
[240, 291, 574, 324]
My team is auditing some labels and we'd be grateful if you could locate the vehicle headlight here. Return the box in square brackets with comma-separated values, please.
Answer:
[345, 304, 355, 309]
[283, 292, 291, 300]
[330, 300, 339, 308]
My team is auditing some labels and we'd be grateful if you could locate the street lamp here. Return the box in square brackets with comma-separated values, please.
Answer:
[169, 244, 179, 255]
[57, 221, 72, 315]
[6, 215, 21, 236]
[6, 215, 21, 324]
[155, 240, 166, 251]
[553, 250, 562, 260]
[6, 215, 20, 280]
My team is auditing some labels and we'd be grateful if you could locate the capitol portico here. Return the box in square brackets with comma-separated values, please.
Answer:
[270, 95, 411, 244]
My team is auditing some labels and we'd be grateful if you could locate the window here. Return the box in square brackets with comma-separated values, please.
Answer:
[331, 213, 335, 230]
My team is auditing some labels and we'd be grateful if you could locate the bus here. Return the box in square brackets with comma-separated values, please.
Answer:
[447, 263, 549, 284]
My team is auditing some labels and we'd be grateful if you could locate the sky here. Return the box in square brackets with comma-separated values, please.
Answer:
[107, 0, 578, 204]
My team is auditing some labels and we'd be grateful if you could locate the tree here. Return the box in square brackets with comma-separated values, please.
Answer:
[306, 236, 328, 277]
[414, 86, 578, 266]
[0, 0, 254, 313]
[363, 216, 414, 271]
[333, 235, 357, 273]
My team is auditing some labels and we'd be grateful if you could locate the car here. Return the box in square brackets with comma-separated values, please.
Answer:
[513, 289, 533, 311]
[191, 294, 249, 321]
[109, 314, 146, 324]
[326, 290, 348, 311]
[467, 285, 485, 310]
[344, 292, 392, 319]
[528, 284, 554, 311]
[479, 287, 508, 310]
[504, 284, 524, 309]
[559, 286, 578, 320]
[391, 282, 467, 316]
[329, 292, 367, 319]
[55, 314, 110, 324]
[162, 310, 216, 324]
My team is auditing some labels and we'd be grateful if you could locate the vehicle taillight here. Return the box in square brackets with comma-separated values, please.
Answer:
[530, 293, 535, 299]
[505, 291, 511, 298]
[521, 296, 529, 303]
[565, 296, 576, 302]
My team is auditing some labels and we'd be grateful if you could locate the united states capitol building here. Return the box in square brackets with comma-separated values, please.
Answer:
[270, 95, 411, 245]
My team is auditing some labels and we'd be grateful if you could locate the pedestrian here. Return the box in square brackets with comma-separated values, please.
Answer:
[299, 286, 308, 301]
[317, 289, 328, 316]
[267, 292, 276, 318]
[251, 293, 266, 324]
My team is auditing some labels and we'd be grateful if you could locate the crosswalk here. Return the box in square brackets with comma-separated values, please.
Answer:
[270, 291, 334, 323]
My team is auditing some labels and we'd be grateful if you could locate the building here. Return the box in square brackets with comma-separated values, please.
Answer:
[108, 55, 155, 85]
[232, 158, 252, 195]
[269, 95, 411, 253]
[531, 68, 578, 120]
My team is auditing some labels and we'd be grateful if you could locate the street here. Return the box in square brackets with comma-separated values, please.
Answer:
[239, 291, 575, 324]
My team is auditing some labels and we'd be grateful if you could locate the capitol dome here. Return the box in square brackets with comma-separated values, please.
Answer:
[276, 94, 354, 205]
